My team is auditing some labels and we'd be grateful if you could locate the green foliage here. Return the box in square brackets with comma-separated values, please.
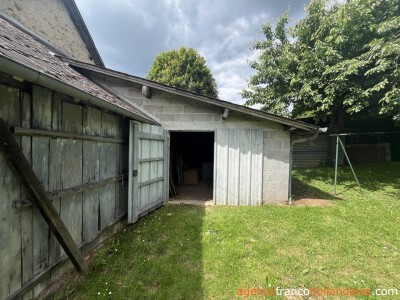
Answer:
[242, 0, 400, 128]
[147, 47, 218, 98]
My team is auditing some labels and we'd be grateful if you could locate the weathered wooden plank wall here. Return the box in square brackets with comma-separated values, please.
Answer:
[214, 128, 263, 206]
[20, 92, 33, 300]
[32, 85, 52, 297]
[0, 82, 130, 299]
[0, 84, 22, 299]
[128, 122, 165, 224]
[138, 123, 165, 211]
[83, 106, 101, 243]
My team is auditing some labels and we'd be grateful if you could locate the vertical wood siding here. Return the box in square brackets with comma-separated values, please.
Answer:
[0, 83, 129, 299]
[128, 122, 166, 224]
[0, 84, 22, 299]
[214, 128, 263, 206]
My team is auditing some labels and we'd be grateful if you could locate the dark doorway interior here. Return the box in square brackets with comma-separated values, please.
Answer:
[169, 132, 214, 202]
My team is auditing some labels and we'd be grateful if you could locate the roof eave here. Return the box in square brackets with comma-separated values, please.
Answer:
[0, 55, 159, 125]
[62, 58, 319, 131]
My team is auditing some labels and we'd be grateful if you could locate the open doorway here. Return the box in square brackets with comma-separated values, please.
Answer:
[169, 131, 214, 204]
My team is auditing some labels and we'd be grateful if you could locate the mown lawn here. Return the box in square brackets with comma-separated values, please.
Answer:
[55, 163, 400, 299]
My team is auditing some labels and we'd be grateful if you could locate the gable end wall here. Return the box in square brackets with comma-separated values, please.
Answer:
[105, 81, 290, 204]
[0, 0, 94, 63]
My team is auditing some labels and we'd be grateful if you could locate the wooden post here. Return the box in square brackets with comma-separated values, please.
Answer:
[0, 118, 88, 274]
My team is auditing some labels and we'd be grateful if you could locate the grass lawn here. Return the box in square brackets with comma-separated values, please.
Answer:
[55, 162, 399, 299]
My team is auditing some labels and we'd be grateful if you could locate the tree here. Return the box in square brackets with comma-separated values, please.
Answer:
[147, 47, 218, 98]
[242, 0, 400, 132]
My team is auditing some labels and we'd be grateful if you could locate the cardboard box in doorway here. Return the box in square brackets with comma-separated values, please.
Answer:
[183, 169, 200, 185]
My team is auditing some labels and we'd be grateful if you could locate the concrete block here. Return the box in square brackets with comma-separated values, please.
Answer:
[263, 157, 282, 170]
[280, 180, 289, 189]
[282, 139, 290, 150]
[143, 105, 164, 114]
[264, 190, 288, 203]
[262, 122, 282, 131]
[183, 104, 216, 113]
[213, 113, 222, 122]
[162, 105, 184, 113]
[193, 113, 215, 122]
[263, 171, 274, 181]
[124, 97, 144, 107]
[228, 112, 257, 122]
[263, 170, 287, 181]
[158, 114, 175, 121]
[146, 96, 172, 106]
[264, 131, 272, 139]
[174, 113, 214, 122]
[266, 130, 289, 140]
[267, 149, 290, 163]
[264, 139, 282, 150]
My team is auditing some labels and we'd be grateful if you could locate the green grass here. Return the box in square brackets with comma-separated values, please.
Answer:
[55, 162, 400, 299]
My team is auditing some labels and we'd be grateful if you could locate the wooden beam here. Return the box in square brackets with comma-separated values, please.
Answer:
[138, 176, 164, 188]
[12, 127, 127, 144]
[47, 173, 127, 199]
[0, 118, 89, 274]
[139, 157, 164, 163]
[13, 173, 128, 208]
[138, 132, 165, 141]
[222, 108, 229, 120]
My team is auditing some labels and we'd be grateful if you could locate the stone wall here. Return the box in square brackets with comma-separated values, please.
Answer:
[0, 0, 94, 63]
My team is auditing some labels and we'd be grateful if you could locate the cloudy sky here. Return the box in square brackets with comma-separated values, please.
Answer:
[75, 0, 312, 104]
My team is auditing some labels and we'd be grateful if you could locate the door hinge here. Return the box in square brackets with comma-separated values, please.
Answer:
[133, 170, 138, 177]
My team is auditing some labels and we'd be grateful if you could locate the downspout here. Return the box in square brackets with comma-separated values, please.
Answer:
[288, 129, 326, 205]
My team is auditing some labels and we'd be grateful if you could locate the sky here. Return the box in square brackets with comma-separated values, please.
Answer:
[75, 0, 312, 104]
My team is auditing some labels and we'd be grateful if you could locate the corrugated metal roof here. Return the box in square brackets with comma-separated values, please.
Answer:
[62, 57, 320, 132]
[0, 16, 158, 124]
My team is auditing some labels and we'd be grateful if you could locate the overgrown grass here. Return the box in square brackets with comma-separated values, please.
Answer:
[55, 162, 400, 299]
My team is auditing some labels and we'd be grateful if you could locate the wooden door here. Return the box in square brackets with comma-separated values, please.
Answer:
[128, 121, 168, 223]
[213, 128, 263, 206]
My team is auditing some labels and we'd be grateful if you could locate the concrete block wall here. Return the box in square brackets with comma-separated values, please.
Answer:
[103, 80, 290, 204]
[108, 84, 281, 130]
[262, 130, 290, 203]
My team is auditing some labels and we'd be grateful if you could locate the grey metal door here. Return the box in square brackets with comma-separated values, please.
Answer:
[213, 128, 263, 206]
[128, 121, 168, 224]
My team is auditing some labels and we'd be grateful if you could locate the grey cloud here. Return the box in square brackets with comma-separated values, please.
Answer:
[75, 0, 311, 103]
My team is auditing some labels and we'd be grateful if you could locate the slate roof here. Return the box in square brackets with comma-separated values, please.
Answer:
[0, 16, 158, 124]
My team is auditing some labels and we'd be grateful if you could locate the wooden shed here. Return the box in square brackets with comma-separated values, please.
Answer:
[65, 59, 319, 213]
[0, 16, 166, 299]
[0, 4, 318, 298]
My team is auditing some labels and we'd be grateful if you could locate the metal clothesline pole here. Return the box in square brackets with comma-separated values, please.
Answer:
[332, 130, 400, 196]
[330, 131, 400, 136]
[338, 137, 361, 191]
[334, 136, 339, 197]
[333, 136, 362, 197]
